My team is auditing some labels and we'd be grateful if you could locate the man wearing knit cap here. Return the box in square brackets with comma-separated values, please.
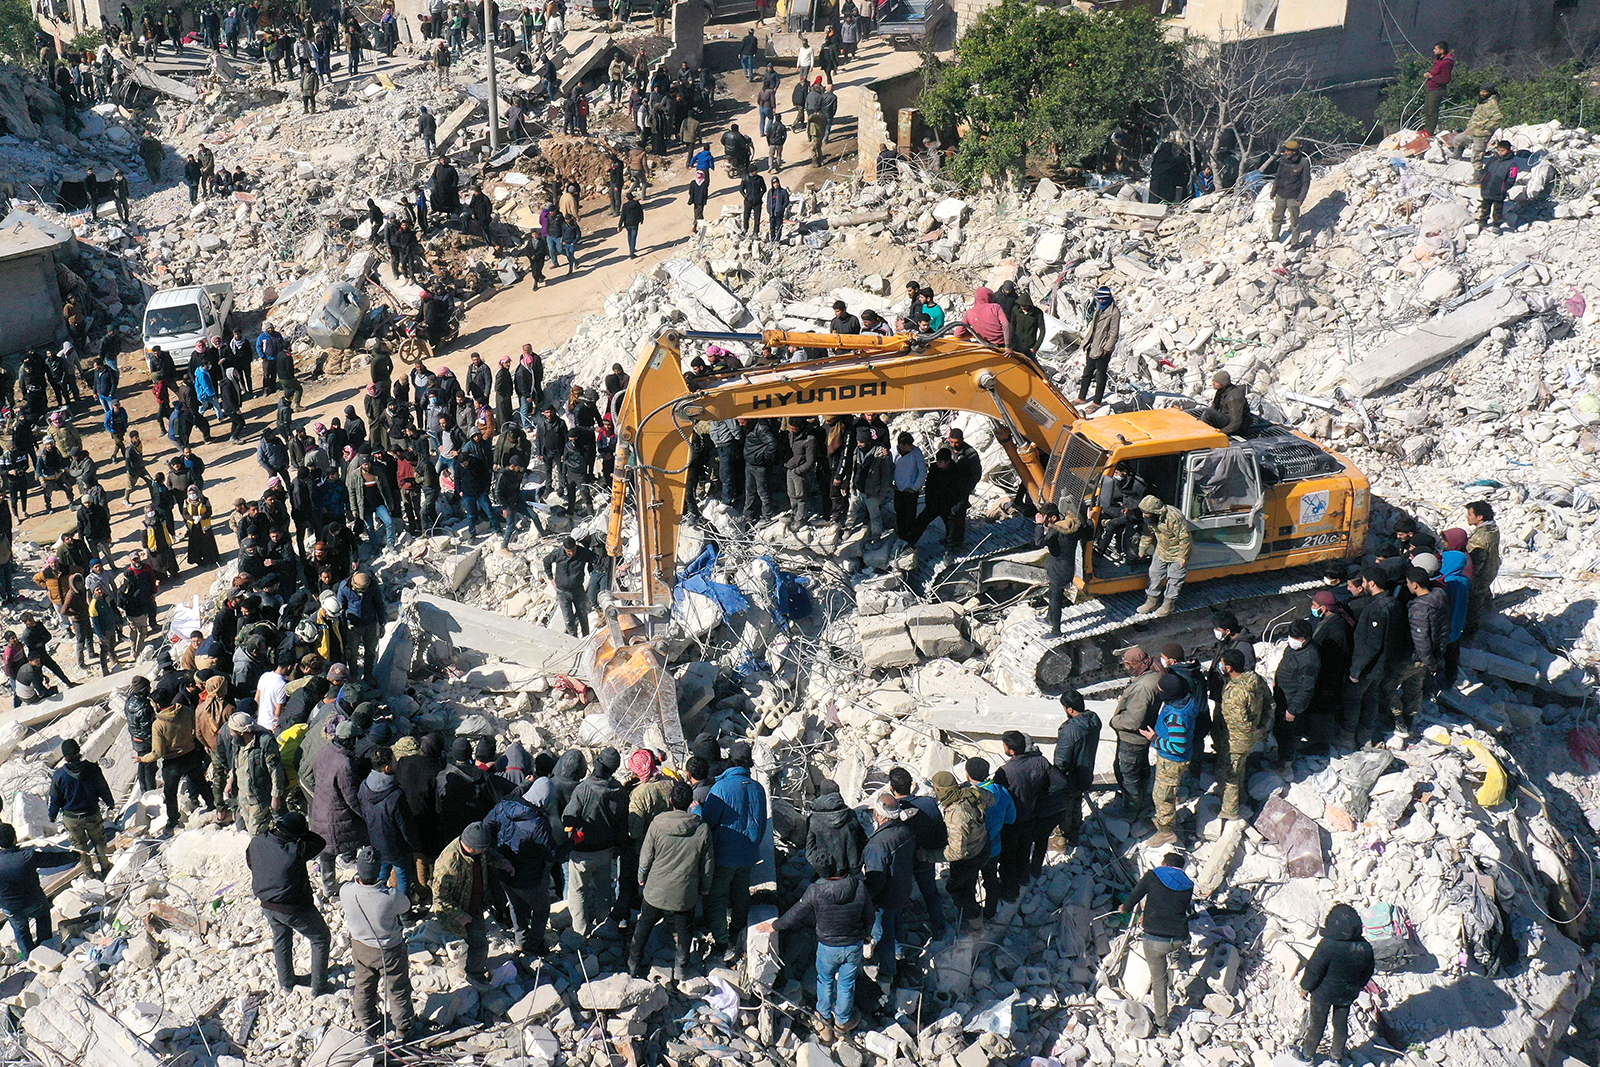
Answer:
[1135, 494, 1192, 618]
[432, 821, 511, 984]
[701, 740, 768, 965]
[1196, 369, 1249, 437]
[220, 710, 288, 835]
[247, 812, 331, 994]
[437, 736, 496, 848]
[341, 845, 415, 1040]
[563, 747, 627, 936]
[48, 738, 115, 878]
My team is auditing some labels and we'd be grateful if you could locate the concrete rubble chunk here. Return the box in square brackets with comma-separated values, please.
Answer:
[857, 613, 919, 670]
[577, 974, 669, 1017]
[905, 603, 968, 658]
[23, 988, 162, 1067]
[1342, 289, 1531, 397]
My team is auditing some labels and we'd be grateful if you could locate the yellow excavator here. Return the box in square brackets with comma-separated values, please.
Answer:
[595, 327, 1371, 747]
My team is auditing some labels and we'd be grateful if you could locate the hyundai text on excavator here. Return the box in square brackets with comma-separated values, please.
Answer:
[593, 327, 1371, 750]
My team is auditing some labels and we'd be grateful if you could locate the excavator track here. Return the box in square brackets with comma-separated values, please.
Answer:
[989, 565, 1329, 693]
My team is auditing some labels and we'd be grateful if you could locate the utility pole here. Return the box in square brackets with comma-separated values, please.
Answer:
[484, 0, 501, 151]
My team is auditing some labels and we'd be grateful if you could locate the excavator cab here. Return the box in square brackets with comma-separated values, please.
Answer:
[1044, 408, 1364, 596]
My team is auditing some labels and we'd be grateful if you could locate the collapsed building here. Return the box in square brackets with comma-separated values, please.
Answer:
[4, 14, 1600, 1064]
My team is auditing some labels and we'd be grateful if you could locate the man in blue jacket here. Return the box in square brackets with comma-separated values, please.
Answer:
[965, 757, 1014, 920]
[700, 740, 767, 964]
[336, 571, 388, 682]
[0, 823, 78, 957]
[483, 775, 560, 956]
[1144, 673, 1198, 848]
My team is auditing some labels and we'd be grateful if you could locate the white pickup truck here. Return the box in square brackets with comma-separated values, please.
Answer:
[141, 283, 233, 370]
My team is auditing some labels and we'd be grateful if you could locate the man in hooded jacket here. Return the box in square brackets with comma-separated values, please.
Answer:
[806, 781, 865, 876]
[564, 747, 626, 936]
[629, 780, 712, 977]
[1300, 904, 1376, 1062]
[483, 777, 560, 955]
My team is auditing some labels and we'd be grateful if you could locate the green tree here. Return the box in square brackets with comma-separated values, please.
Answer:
[1378, 54, 1599, 132]
[0, 0, 38, 63]
[920, 0, 1173, 187]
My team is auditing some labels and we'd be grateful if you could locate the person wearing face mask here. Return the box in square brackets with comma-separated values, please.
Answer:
[1308, 591, 1353, 752]
[1272, 619, 1320, 770]
[1202, 612, 1255, 766]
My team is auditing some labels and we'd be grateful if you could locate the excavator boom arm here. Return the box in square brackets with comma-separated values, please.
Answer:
[608, 328, 1083, 610]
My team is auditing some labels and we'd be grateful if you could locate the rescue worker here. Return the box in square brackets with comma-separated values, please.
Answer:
[1135, 495, 1192, 617]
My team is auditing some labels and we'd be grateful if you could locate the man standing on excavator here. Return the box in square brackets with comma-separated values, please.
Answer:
[1136, 494, 1192, 618]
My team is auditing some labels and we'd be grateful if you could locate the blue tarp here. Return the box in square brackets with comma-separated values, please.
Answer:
[675, 545, 749, 618]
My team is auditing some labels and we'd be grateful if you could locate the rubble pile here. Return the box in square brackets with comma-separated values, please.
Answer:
[11, 25, 1600, 1065]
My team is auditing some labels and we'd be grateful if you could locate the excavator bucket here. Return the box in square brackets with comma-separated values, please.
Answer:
[586, 625, 687, 761]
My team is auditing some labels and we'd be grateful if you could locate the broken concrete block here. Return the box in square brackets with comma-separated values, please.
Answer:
[931, 198, 968, 225]
[577, 974, 669, 1018]
[1030, 230, 1066, 265]
[508, 983, 564, 1023]
[1113, 254, 1160, 279]
[799, 1041, 839, 1067]
[955, 1039, 992, 1067]
[905, 603, 967, 658]
[1342, 289, 1530, 397]
[861, 1031, 900, 1061]
[858, 614, 919, 670]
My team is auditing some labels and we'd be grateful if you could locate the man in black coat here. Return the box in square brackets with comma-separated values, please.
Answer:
[1309, 590, 1352, 740]
[543, 537, 596, 637]
[1344, 567, 1397, 748]
[994, 730, 1050, 900]
[1051, 690, 1099, 850]
[861, 794, 915, 989]
[1300, 904, 1376, 1062]
[1272, 618, 1320, 767]
[0, 823, 78, 957]
[740, 417, 779, 525]
[247, 812, 331, 993]
[359, 746, 421, 899]
[1121, 852, 1192, 1032]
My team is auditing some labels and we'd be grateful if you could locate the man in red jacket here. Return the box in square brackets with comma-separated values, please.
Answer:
[1422, 40, 1454, 134]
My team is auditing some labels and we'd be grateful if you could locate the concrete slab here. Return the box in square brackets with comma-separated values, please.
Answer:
[1105, 199, 1169, 219]
[23, 987, 162, 1067]
[412, 593, 586, 676]
[0, 665, 146, 733]
[556, 31, 613, 93]
[660, 258, 750, 329]
[1343, 289, 1530, 397]
[435, 98, 485, 155]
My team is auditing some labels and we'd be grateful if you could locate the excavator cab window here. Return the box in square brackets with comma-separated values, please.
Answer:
[1181, 447, 1265, 570]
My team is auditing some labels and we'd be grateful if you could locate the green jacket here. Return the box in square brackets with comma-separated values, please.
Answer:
[1139, 505, 1193, 563]
[431, 837, 512, 931]
[1221, 671, 1271, 744]
[628, 776, 675, 843]
[1467, 520, 1500, 588]
[1464, 97, 1503, 138]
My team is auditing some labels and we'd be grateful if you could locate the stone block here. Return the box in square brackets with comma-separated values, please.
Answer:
[861, 1031, 900, 1061]
[955, 1040, 991, 1067]
[1030, 230, 1066, 265]
[858, 615, 918, 670]
[905, 603, 967, 658]
[508, 983, 564, 1023]
[799, 1041, 839, 1067]
[577, 974, 668, 1018]
[931, 198, 968, 225]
